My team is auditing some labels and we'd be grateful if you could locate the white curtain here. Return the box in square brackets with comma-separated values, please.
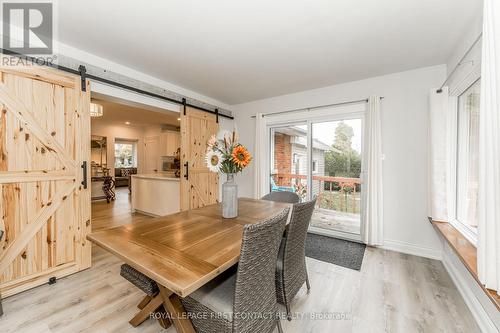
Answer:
[428, 87, 450, 221]
[478, 0, 500, 294]
[254, 113, 267, 199]
[363, 96, 384, 246]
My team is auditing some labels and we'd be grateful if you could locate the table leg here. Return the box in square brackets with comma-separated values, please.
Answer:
[129, 293, 164, 327]
[137, 295, 152, 309]
[158, 285, 196, 333]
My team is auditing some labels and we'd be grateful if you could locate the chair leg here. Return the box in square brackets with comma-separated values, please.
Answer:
[129, 293, 164, 327]
[277, 318, 284, 333]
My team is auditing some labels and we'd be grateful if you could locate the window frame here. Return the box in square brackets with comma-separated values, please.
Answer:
[455, 78, 480, 227]
[114, 139, 138, 168]
[448, 66, 481, 246]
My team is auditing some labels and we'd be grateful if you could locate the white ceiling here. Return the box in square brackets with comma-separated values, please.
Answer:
[58, 0, 481, 104]
[91, 98, 180, 128]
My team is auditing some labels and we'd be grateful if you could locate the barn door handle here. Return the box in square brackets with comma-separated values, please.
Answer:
[184, 162, 189, 180]
[81, 161, 88, 189]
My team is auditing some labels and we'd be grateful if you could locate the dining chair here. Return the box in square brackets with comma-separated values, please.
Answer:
[182, 208, 290, 333]
[276, 198, 317, 320]
[120, 264, 170, 329]
[261, 191, 300, 204]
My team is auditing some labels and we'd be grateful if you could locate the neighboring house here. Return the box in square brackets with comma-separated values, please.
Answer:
[272, 126, 332, 195]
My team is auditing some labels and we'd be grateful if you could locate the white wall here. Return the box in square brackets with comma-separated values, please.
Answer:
[445, 8, 482, 94]
[446, 5, 483, 80]
[91, 122, 146, 177]
[231, 65, 447, 257]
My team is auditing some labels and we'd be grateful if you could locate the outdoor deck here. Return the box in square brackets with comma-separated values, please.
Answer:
[310, 208, 361, 234]
[273, 173, 362, 235]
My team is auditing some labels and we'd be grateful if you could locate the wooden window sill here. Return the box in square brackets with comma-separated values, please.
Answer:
[430, 218, 500, 310]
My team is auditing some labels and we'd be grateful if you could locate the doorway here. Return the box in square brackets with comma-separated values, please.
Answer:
[267, 104, 365, 241]
[89, 93, 181, 231]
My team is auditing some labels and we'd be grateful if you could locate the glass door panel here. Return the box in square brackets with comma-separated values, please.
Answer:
[310, 119, 362, 235]
[270, 124, 308, 199]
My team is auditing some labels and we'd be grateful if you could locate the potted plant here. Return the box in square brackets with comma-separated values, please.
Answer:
[205, 130, 252, 218]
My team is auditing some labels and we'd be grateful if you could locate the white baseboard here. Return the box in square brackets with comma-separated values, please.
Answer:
[441, 246, 499, 332]
[380, 239, 443, 260]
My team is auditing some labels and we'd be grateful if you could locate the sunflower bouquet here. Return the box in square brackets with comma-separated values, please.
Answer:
[205, 130, 252, 174]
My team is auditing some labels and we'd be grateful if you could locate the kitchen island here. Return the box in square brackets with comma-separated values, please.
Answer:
[131, 173, 180, 216]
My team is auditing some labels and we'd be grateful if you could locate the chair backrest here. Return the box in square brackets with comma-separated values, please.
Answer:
[233, 208, 289, 333]
[282, 198, 317, 280]
[261, 191, 300, 204]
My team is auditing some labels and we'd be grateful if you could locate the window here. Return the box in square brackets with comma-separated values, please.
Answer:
[312, 160, 317, 173]
[115, 140, 137, 168]
[455, 79, 480, 235]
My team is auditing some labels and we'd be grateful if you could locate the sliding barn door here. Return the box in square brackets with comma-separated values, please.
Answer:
[0, 67, 91, 297]
[180, 106, 219, 210]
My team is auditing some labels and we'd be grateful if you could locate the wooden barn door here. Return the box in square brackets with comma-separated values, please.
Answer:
[180, 106, 219, 210]
[0, 67, 91, 297]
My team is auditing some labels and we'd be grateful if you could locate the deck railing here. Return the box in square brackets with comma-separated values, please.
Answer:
[273, 173, 362, 213]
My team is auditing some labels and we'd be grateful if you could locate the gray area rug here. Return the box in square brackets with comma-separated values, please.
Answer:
[305, 233, 366, 270]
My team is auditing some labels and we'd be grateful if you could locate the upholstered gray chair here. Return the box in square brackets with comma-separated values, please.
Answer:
[261, 191, 300, 204]
[276, 198, 317, 320]
[182, 208, 290, 333]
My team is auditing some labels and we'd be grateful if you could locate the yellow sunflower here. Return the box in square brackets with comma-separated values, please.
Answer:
[231, 145, 252, 168]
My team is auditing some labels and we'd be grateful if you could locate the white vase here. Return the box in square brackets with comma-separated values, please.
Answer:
[222, 173, 238, 218]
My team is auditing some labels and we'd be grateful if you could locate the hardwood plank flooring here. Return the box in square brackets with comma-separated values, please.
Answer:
[92, 187, 152, 231]
[0, 190, 480, 332]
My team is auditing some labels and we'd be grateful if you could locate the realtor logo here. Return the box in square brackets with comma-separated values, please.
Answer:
[2, 2, 53, 55]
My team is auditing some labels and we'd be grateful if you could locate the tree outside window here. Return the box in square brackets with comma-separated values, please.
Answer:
[324, 121, 362, 179]
[115, 141, 137, 168]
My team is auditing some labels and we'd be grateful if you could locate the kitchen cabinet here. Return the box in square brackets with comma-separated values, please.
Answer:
[145, 136, 160, 172]
[160, 131, 180, 156]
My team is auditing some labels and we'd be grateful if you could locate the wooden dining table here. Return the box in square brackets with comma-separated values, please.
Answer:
[87, 198, 291, 333]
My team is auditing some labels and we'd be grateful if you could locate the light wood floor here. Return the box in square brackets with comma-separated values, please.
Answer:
[91, 187, 152, 231]
[0, 190, 480, 333]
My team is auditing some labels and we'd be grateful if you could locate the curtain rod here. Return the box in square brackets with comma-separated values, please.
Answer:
[437, 33, 482, 93]
[0, 49, 234, 120]
[250, 96, 384, 118]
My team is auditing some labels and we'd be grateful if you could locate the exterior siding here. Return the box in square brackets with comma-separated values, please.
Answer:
[273, 131, 326, 197]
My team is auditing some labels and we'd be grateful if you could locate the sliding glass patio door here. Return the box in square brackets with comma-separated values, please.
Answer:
[309, 119, 363, 238]
[269, 112, 364, 241]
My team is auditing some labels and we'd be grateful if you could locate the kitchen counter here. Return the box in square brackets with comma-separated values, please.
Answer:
[132, 173, 180, 181]
[131, 173, 180, 216]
